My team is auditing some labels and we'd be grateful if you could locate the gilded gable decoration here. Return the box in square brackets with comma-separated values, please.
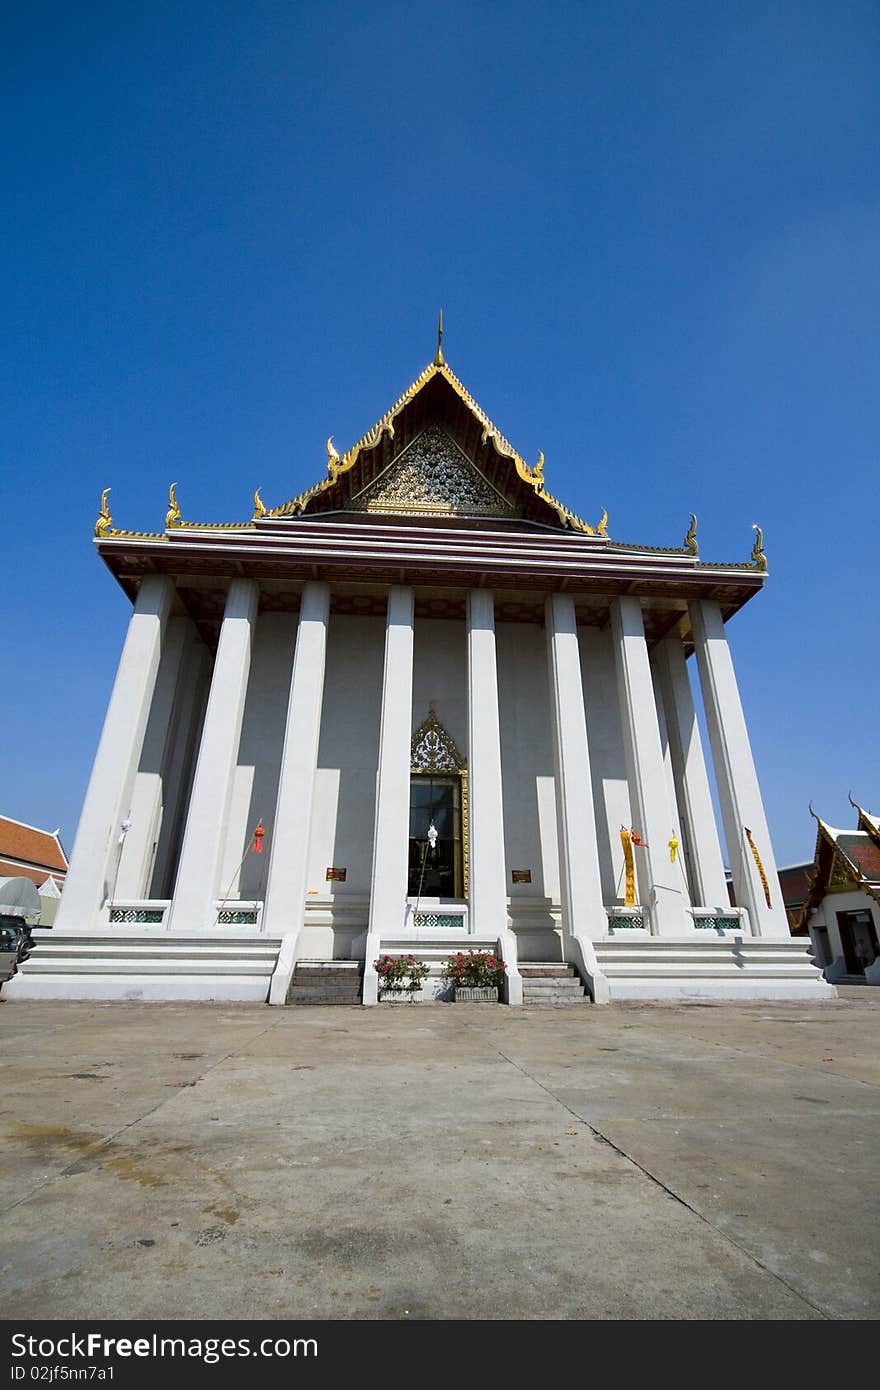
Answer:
[751, 524, 767, 571]
[267, 357, 599, 532]
[95, 488, 113, 538]
[828, 851, 854, 891]
[411, 704, 466, 773]
[166, 483, 182, 529]
[353, 426, 514, 518]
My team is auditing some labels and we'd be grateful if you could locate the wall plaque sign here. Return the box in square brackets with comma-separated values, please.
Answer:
[326, 867, 347, 882]
[511, 869, 532, 884]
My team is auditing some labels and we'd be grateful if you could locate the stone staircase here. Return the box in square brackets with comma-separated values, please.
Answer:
[593, 937, 835, 999]
[519, 963, 590, 1006]
[287, 961, 364, 1005]
[4, 930, 283, 1003]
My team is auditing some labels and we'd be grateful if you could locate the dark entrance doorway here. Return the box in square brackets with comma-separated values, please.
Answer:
[836, 909, 879, 975]
[408, 774, 463, 898]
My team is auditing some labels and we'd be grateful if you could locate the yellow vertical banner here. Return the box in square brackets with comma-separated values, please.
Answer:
[620, 827, 636, 907]
[744, 827, 772, 908]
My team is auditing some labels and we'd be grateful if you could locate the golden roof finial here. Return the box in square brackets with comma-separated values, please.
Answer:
[597, 507, 609, 537]
[166, 482, 182, 529]
[434, 309, 445, 366]
[751, 523, 767, 571]
[95, 487, 113, 538]
[252, 487, 266, 520]
[684, 513, 698, 556]
[325, 436, 341, 481]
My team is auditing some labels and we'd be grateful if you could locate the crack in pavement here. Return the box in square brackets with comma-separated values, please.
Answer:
[484, 1035, 832, 1320]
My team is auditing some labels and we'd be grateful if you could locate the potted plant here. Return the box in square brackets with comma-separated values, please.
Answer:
[374, 953, 430, 1001]
[441, 949, 506, 1002]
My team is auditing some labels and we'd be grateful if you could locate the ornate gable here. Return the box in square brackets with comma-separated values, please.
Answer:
[267, 356, 606, 533]
[411, 705, 466, 773]
[351, 426, 514, 519]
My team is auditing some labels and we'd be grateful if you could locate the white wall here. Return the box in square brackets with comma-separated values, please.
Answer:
[411, 616, 468, 757]
[578, 625, 633, 903]
[224, 612, 296, 900]
[496, 621, 559, 905]
[116, 617, 209, 901]
[150, 634, 210, 899]
[306, 613, 385, 907]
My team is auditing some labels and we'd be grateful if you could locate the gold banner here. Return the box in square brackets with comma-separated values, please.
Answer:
[620, 828, 636, 907]
[744, 827, 771, 908]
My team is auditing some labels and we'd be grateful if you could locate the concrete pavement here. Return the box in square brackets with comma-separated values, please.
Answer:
[1, 991, 878, 1320]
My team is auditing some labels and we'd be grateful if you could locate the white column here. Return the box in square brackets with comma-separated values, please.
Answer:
[168, 579, 259, 931]
[467, 590, 508, 935]
[652, 636, 729, 909]
[545, 594, 606, 940]
[149, 635, 211, 900]
[262, 582, 330, 936]
[55, 574, 175, 931]
[367, 586, 415, 937]
[611, 596, 690, 934]
[115, 616, 189, 900]
[689, 599, 789, 936]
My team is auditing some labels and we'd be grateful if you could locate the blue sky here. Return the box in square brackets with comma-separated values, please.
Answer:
[2, 1, 878, 865]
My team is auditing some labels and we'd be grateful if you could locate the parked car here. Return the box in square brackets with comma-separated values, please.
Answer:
[0, 919, 32, 984]
[0, 879, 41, 988]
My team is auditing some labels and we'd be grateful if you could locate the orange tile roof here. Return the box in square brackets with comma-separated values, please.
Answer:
[0, 818, 68, 874]
[0, 859, 64, 888]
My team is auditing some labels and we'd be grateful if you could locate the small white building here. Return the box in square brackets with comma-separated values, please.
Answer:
[795, 801, 880, 985]
[9, 335, 831, 1004]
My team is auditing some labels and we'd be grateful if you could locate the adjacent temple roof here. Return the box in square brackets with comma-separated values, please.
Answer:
[0, 815, 68, 889]
[794, 797, 880, 931]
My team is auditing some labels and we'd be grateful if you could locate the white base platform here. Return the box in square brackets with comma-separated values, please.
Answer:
[3, 930, 836, 1005]
[4, 931, 283, 1003]
[593, 937, 836, 1001]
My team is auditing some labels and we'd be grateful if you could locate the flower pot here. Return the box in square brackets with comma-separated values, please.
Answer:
[454, 986, 499, 1003]
[380, 991, 417, 1003]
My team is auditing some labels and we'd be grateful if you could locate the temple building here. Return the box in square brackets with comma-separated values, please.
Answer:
[787, 798, 880, 985]
[9, 330, 831, 1003]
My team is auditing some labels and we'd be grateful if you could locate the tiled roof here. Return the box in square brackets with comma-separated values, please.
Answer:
[836, 833, 880, 884]
[0, 818, 68, 874]
[0, 859, 64, 888]
[778, 864, 813, 907]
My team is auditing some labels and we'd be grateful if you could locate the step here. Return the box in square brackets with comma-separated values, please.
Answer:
[522, 978, 583, 989]
[522, 1000, 589, 1011]
[290, 976, 363, 990]
[523, 989, 587, 1000]
[22, 958, 275, 976]
[520, 966, 576, 978]
[293, 968, 363, 981]
[289, 961, 364, 1006]
[295, 961, 362, 971]
[288, 991, 361, 1005]
[25, 945, 280, 956]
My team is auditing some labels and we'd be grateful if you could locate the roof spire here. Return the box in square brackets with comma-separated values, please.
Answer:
[434, 309, 445, 366]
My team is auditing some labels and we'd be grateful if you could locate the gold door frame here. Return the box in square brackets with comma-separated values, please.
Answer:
[410, 705, 469, 899]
